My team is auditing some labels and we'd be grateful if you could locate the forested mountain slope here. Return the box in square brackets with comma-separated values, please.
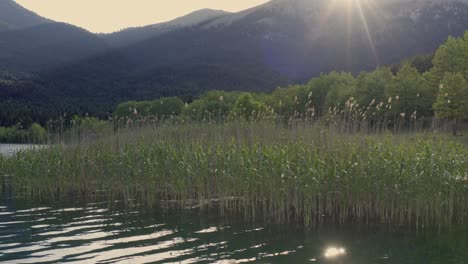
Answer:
[1, 0, 468, 124]
[101, 9, 229, 47]
[0, 0, 50, 32]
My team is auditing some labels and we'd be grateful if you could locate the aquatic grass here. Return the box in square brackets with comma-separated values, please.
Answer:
[0, 121, 467, 229]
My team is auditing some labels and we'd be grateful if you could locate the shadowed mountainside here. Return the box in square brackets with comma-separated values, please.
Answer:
[1, 0, 468, 121]
[0, 0, 50, 32]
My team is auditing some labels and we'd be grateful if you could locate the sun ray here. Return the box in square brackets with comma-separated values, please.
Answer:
[310, 0, 340, 40]
[346, 0, 354, 69]
[305, 0, 381, 69]
[355, 0, 380, 67]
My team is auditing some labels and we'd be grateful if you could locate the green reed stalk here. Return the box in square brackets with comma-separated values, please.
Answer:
[0, 120, 467, 229]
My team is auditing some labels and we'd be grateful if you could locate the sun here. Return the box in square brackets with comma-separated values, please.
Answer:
[334, 0, 362, 7]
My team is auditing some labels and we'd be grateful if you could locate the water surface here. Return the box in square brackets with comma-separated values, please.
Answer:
[0, 144, 46, 157]
[0, 200, 467, 263]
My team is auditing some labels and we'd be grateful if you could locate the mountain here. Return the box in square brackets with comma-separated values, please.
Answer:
[0, 22, 110, 72]
[1, 0, 468, 121]
[0, 0, 109, 72]
[187, 0, 468, 78]
[101, 9, 229, 47]
[0, 0, 50, 32]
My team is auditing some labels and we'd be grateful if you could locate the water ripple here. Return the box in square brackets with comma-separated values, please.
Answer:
[0, 201, 467, 263]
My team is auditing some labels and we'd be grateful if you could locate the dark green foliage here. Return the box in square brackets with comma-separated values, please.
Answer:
[149, 97, 185, 118]
[27, 123, 47, 143]
[391, 54, 434, 74]
[1, 0, 468, 131]
[114, 101, 147, 119]
[0, 123, 46, 143]
[355, 67, 393, 106]
[231, 93, 268, 120]
[433, 73, 468, 135]
[0, 102, 34, 128]
[114, 97, 184, 120]
[431, 32, 468, 81]
[182, 90, 241, 121]
[71, 116, 109, 134]
[385, 64, 432, 118]
[307, 72, 356, 115]
[2, 0, 468, 127]
[430, 31, 468, 135]
[407, 54, 435, 73]
[266, 85, 310, 118]
[109, 32, 468, 128]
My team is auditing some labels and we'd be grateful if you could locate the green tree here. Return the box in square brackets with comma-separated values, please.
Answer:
[182, 91, 240, 121]
[114, 97, 184, 120]
[432, 31, 468, 80]
[385, 64, 431, 119]
[433, 73, 468, 136]
[148, 97, 184, 119]
[231, 93, 268, 120]
[27, 123, 47, 143]
[71, 116, 109, 138]
[114, 101, 151, 119]
[307, 72, 356, 115]
[355, 67, 393, 107]
[324, 73, 356, 111]
[266, 85, 310, 118]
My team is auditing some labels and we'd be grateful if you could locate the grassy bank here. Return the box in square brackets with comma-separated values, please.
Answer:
[1, 120, 466, 229]
[0, 123, 47, 144]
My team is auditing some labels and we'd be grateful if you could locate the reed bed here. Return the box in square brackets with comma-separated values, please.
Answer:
[0, 120, 467, 229]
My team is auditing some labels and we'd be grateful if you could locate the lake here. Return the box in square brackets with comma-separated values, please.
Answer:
[0, 144, 46, 157]
[0, 199, 467, 263]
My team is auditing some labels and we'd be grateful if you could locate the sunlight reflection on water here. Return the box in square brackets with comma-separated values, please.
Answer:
[0, 201, 467, 263]
[324, 246, 346, 258]
[0, 144, 47, 157]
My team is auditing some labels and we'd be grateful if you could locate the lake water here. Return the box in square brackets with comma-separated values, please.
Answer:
[0, 200, 467, 263]
[0, 144, 46, 157]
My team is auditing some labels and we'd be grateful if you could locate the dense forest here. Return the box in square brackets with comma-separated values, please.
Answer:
[1, 32, 467, 143]
[2, 0, 468, 134]
[113, 32, 468, 135]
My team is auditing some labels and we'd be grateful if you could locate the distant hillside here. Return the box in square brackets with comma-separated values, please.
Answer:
[0, 0, 50, 32]
[0, 23, 110, 72]
[37, 0, 468, 97]
[101, 9, 229, 47]
[1, 0, 468, 121]
[0, 0, 109, 72]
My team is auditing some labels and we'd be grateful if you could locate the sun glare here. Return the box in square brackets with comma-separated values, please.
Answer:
[319, 0, 380, 67]
[341, 0, 360, 3]
[324, 247, 347, 259]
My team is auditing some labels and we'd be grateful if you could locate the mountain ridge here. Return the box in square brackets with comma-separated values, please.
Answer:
[101, 8, 230, 47]
[0, 0, 109, 72]
[0, 0, 50, 32]
[1, 0, 468, 120]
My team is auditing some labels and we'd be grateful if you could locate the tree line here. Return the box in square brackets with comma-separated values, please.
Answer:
[1, 32, 467, 143]
[114, 32, 468, 135]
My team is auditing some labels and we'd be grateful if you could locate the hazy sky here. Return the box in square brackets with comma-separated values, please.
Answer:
[15, 0, 269, 33]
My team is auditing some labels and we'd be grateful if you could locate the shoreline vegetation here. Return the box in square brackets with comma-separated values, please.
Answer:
[0, 33, 466, 230]
[1, 117, 467, 229]
[0, 123, 47, 144]
[1, 32, 467, 143]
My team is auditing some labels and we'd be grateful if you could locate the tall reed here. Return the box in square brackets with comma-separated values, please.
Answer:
[1, 119, 466, 229]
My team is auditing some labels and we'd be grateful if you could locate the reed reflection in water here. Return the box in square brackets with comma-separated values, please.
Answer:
[0, 200, 467, 263]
